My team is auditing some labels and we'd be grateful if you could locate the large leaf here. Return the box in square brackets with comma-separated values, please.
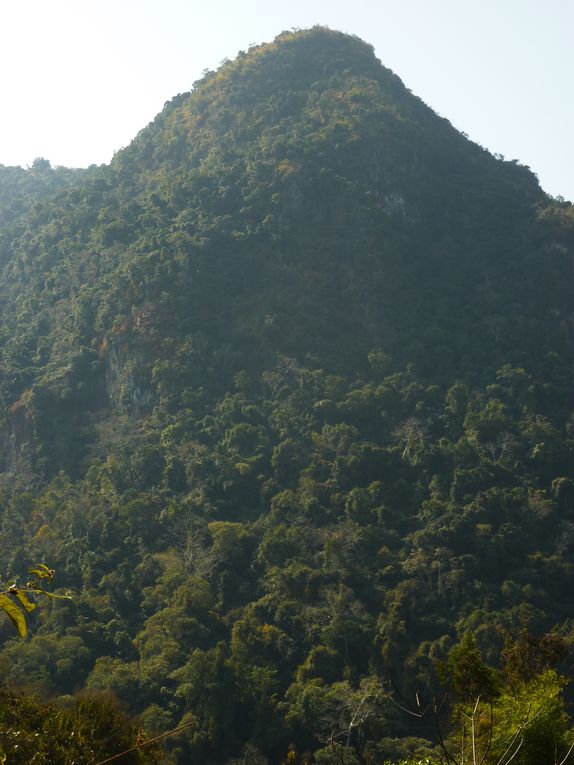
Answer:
[28, 564, 54, 581]
[0, 594, 27, 637]
[31, 588, 72, 600]
[12, 589, 37, 613]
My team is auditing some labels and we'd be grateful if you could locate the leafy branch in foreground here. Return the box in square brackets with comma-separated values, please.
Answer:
[0, 564, 71, 637]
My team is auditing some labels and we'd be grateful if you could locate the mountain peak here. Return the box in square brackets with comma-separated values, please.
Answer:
[1, 28, 574, 765]
[122, 24, 540, 212]
[0, 26, 558, 479]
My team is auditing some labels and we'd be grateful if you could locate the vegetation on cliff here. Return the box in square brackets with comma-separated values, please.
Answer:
[0, 27, 573, 763]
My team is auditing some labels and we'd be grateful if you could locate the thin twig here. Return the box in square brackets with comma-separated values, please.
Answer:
[477, 703, 493, 765]
[493, 703, 544, 765]
[502, 737, 524, 765]
[557, 738, 574, 765]
[471, 712, 477, 765]
[431, 701, 459, 765]
[94, 720, 195, 765]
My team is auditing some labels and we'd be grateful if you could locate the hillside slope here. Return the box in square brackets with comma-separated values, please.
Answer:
[0, 158, 89, 229]
[0, 27, 574, 764]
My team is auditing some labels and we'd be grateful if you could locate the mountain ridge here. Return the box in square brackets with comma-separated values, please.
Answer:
[0, 27, 573, 765]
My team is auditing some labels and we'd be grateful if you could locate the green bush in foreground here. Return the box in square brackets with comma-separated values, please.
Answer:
[0, 687, 161, 764]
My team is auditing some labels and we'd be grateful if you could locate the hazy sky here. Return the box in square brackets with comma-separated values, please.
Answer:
[1, 0, 572, 200]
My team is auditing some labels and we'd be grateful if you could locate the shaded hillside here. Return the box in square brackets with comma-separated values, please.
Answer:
[0, 28, 569, 478]
[0, 26, 574, 765]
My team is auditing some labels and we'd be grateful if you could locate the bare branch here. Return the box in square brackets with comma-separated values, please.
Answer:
[500, 737, 524, 765]
[477, 704, 493, 765]
[94, 720, 195, 765]
[557, 738, 574, 765]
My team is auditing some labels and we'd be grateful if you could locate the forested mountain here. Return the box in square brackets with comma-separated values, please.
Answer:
[0, 26, 574, 764]
[0, 158, 89, 228]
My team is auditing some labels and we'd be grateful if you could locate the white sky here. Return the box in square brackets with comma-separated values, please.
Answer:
[0, 0, 572, 200]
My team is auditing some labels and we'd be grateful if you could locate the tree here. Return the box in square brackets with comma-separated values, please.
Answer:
[0, 688, 162, 764]
[437, 633, 499, 703]
[397, 636, 574, 765]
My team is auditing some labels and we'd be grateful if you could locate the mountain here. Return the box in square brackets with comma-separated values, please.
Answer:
[0, 26, 574, 764]
[0, 158, 89, 230]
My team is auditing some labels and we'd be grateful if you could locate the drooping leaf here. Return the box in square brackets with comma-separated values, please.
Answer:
[34, 588, 72, 600]
[0, 594, 27, 637]
[12, 589, 37, 613]
[28, 563, 55, 580]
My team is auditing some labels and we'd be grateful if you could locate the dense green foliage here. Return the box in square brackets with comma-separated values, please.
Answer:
[0, 687, 160, 763]
[0, 158, 89, 227]
[0, 26, 574, 763]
